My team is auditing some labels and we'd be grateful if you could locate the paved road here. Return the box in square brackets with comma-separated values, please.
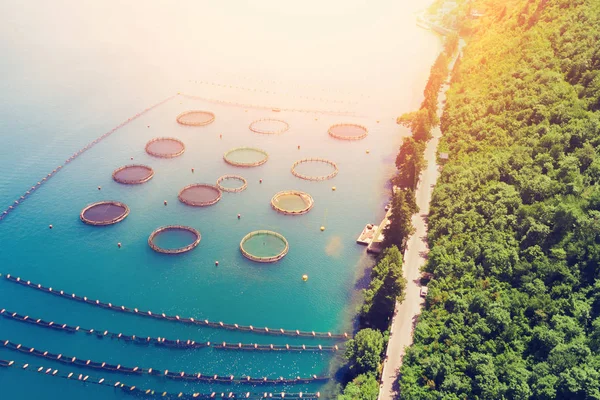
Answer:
[378, 40, 463, 399]
[378, 122, 442, 400]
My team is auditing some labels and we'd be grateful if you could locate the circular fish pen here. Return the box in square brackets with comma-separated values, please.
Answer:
[148, 225, 201, 254]
[80, 201, 130, 226]
[291, 158, 339, 181]
[240, 230, 289, 263]
[145, 137, 185, 158]
[178, 184, 222, 207]
[328, 123, 368, 140]
[249, 119, 290, 134]
[176, 110, 215, 126]
[271, 190, 314, 215]
[216, 175, 248, 193]
[112, 164, 154, 184]
[223, 147, 269, 167]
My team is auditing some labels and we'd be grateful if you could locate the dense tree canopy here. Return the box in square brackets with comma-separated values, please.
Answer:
[360, 245, 407, 331]
[345, 328, 385, 376]
[399, 0, 600, 399]
[338, 374, 380, 400]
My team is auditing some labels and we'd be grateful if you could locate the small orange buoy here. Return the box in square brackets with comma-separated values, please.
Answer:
[130, 157, 134, 160]
[219, 134, 222, 139]
[259, 179, 262, 184]
[215, 261, 219, 266]
[332, 186, 336, 191]
[49, 225, 53, 229]
[191, 168, 195, 173]
[164, 200, 167, 206]
[320, 226, 325, 231]
[97, 186, 101, 190]
[366, 150, 370, 154]
[147, 125, 150, 128]
[117, 243, 122, 248]
[237, 214, 241, 219]
[297, 145, 300, 150]
[302, 274, 308, 281]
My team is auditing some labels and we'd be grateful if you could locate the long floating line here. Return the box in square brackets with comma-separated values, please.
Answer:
[190, 80, 360, 105]
[0, 309, 340, 353]
[2, 274, 349, 339]
[0, 94, 178, 223]
[0, 339, 328, 385]
[0, 359, 321, 399]
[190, 75, 372, 99]
[179, 93, 357, 117]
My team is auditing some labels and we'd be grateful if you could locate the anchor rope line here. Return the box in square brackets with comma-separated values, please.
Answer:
[2, 274, 349, 339]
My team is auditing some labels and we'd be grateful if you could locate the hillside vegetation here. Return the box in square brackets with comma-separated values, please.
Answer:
[400, 0, 600, 399]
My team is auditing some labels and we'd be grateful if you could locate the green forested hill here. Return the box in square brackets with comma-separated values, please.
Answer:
[399, 0, 600, 399]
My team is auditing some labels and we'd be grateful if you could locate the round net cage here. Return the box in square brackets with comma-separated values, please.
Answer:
[291, 158, 339, 181]
[178, 184, 222, 207]
[271, 190, 314, 215]
[145, 137, 185, 158]
[80, 201, 130, 226]
[148, 225, 201, 254]
[249, 119, 290, 134]
[216, 175, 248, 193]
[328, 123, 368, 140]
[240, 230, 289, 263]
[176, 110, 216, 126]
[112, 164, 154, 184]
[223, 147, 269, 167]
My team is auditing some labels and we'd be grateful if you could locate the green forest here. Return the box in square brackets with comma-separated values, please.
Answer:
[399, 0, 600, 399]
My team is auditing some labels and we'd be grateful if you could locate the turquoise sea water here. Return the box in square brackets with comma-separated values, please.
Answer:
[0, 0, 441, 398]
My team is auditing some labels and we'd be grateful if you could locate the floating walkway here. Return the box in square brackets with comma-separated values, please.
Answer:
[0, 95, 177, 223]
[0, 309, 339, 353]
[0, 339, 328, 385]
[0, 359, 321, 399]
[2, 275, 349, 339]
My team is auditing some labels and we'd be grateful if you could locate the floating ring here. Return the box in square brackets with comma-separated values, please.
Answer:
[145, 138, 185, 158]
[178, 184, 222, 207]
[291, 158, 339, 181]
[249, 119, 290, 134]
[223, 147, 268, 167]
[271, 191, 314, 215]
[148, 225, 201, 254]
[216, 175, 248, 193]
[176, 110, 215, 126]
[80, 201, 130, 226]
[328, 123, 368, 140]
[112, 165, 154, 184]
[240, 230, 289, 263]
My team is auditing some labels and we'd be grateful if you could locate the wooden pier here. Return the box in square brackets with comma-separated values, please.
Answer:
[366, 210, 391, 255]
[356, 223, 378, 245]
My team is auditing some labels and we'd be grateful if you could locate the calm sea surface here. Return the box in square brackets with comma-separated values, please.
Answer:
[0, 1, 441, 398]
